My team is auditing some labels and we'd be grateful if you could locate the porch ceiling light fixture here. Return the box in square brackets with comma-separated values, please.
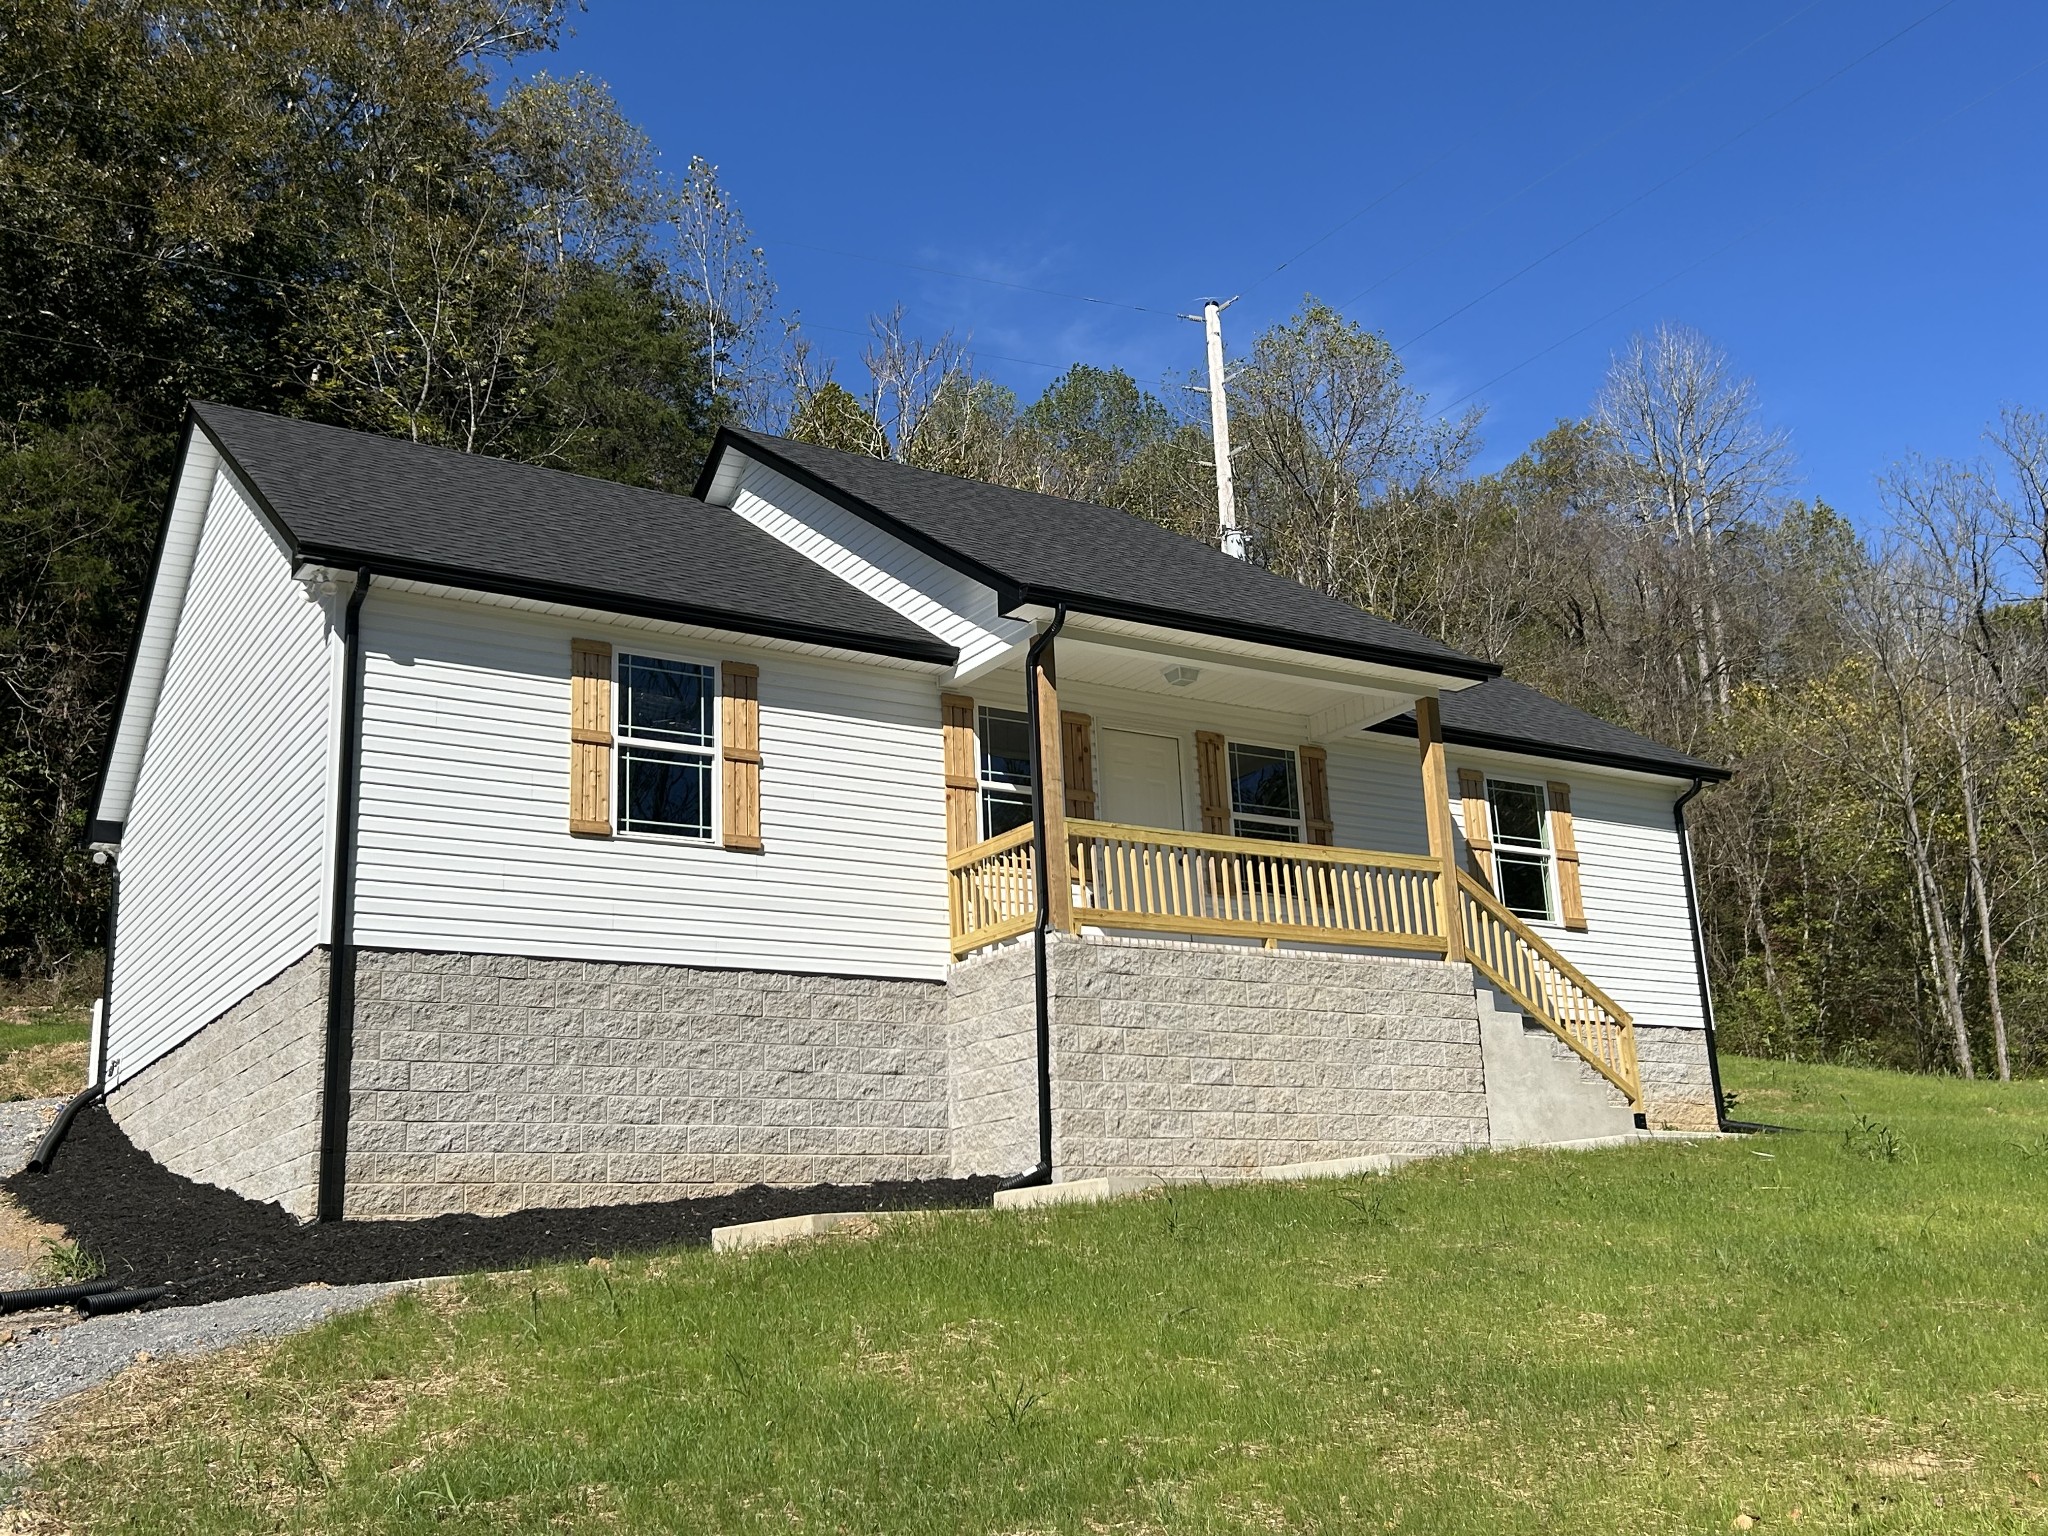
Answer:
[1162, 665, 1202, 688]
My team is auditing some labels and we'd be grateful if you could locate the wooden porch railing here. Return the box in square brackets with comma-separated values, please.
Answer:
[946, 822, 1038, 955]
[1455, 869, 1641, 1110]
[1065, 820, 1447, 953]
[947, 821, 1643, 1112]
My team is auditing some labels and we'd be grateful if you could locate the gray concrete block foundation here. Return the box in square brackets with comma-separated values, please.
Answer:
[105, 948, 329, 1220]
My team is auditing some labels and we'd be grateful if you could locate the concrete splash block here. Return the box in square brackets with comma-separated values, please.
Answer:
[710, 1211, 891, 1253]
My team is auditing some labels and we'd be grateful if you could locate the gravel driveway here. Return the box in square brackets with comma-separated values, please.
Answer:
[0, 1278, 414, 1454]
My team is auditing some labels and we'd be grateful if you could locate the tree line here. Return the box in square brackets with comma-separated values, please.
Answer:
[5, 1, 2041, 1078]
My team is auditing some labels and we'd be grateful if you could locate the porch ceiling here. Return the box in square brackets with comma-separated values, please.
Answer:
[1054, 628, 1419, 737]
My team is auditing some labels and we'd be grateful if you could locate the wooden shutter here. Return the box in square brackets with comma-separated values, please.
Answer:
[1547, 780, 1587, 930]
[721, 661, 762, 852]
[942, 693, 978, 853]
[1298, 744, 1334, 845]
[1061, 712, 1095, 819]
[1194, 730, 1230, 835]
[1457, 768, 1494, 889]
[569, 639, 613, 836]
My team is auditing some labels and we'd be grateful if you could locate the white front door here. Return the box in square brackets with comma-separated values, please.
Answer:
[1098, 729, 1186, 831]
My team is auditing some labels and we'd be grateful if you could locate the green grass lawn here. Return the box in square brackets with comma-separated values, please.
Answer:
[25, 1058, 2048, 1534]
[0, 1005, 90, 1101]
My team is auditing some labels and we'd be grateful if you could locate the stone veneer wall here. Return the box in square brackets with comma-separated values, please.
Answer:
[343, 949, 951, 1217]
[948, 935, 1495, 1182]
[106, 948, 329, 1219]
[1632, 1024, 1721, 1131]
[945, 940, 1039, 1177]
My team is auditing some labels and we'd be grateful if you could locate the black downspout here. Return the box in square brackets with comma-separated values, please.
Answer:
[1673, 776, 1734, 1131]
[95, 852, 119, 1088]
[997, 604, 1067, 1193]
[26, 834, 122, 1173]
[316, 570, 371, 1222]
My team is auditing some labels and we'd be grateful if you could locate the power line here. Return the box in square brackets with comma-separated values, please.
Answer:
[1235, 0, 1700, 302]
[1393, 0, 1961, 354]
[1326, 0, 1833, 314]
[1438, 44, 2048, 414]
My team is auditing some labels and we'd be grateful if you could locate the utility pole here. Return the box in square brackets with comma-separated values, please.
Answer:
[1187, 296, 1245, 559]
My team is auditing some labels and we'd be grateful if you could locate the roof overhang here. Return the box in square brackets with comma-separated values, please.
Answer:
[1368, 714, 1734, 785]
[697, 429, 1501, 683]
[197, 411, 957, 668]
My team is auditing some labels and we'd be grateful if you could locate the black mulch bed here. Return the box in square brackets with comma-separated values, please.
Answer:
[8, 1104, 1002, 1310]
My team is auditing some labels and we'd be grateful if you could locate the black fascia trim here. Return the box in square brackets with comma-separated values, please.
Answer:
[709, 433, 1497, 680]
[701, 430, 1028, 609]
[1368, 715, 1733, 783]
[195, 412, 955, 666]
[86, 409, 205, 836]
[1012, 588, 1502, 682]
[86, 819, 123, 845]
[290, 543, 958, 667]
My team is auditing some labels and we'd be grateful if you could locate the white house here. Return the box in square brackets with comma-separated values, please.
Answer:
[86, 403, 1731, 1220]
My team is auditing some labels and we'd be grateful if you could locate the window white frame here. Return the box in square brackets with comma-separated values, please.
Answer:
[1226, 740, 1303, 843]
[1485, 776, 1554, 922]
[614, 649, 719, 841]
[977, 705, 1034, 839]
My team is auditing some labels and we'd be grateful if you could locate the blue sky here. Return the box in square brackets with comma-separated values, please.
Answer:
[552, 1, 2048, 522]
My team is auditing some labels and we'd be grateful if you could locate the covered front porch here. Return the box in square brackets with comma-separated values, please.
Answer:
[938, 612, 1643, 1111]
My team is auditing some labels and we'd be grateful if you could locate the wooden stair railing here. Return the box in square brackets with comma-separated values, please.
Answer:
[1455, 869, 1642, 1110]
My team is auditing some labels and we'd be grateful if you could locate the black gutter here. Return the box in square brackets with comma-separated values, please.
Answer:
[1368, 716, 1731, 784]
[184, 412, 958, 669]
[1673, 777, 1735, 1131]
[998, 604, 1068, 1193]
[700, 430, 1498, 682]
[316, 569, 371, 1222]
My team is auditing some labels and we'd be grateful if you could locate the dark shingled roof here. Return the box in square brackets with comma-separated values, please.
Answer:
[189, 402, 956, 664]
[702, 428, 1497, 680]
[1372, 678, 1730, 781]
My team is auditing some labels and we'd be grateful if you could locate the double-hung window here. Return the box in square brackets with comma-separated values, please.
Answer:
[978, 706, 1035, 838]
[616, 653, 716, 839]
[1227, 742, 1303, 842]
[1486, 778, 1553, 921]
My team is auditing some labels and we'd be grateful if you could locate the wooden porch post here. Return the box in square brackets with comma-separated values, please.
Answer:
[1031, 638, 1075, 933]
[1415, 695, 1465, 963]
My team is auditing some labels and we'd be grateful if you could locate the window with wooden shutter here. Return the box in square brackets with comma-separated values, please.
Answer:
[1547, 781, 1588, 930]
[1061, 712, 1095, 819]
[721, 661, 762, 852]
[1194, 730, 1230, 835]
[569, 638, 613, 836]
[1298, 744, 1334, 845]
[941, 693, 978, 853]
[1457, 768, 1494, 889]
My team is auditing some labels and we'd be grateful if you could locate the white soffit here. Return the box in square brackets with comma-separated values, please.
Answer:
[94, 437, 224, 828]
[365, 578, 946, 673]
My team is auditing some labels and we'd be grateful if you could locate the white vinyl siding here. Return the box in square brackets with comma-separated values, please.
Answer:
[105, 473, 336, 1086]
[350, 589, 951, 979]
[1447, 748, 1704, 1033]
[724, 458, 1031, 678]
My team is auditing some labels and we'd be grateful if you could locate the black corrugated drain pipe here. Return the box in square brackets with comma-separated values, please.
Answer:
[26, 1084, 102, 1175]
[997, 604, 1067, 1194]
